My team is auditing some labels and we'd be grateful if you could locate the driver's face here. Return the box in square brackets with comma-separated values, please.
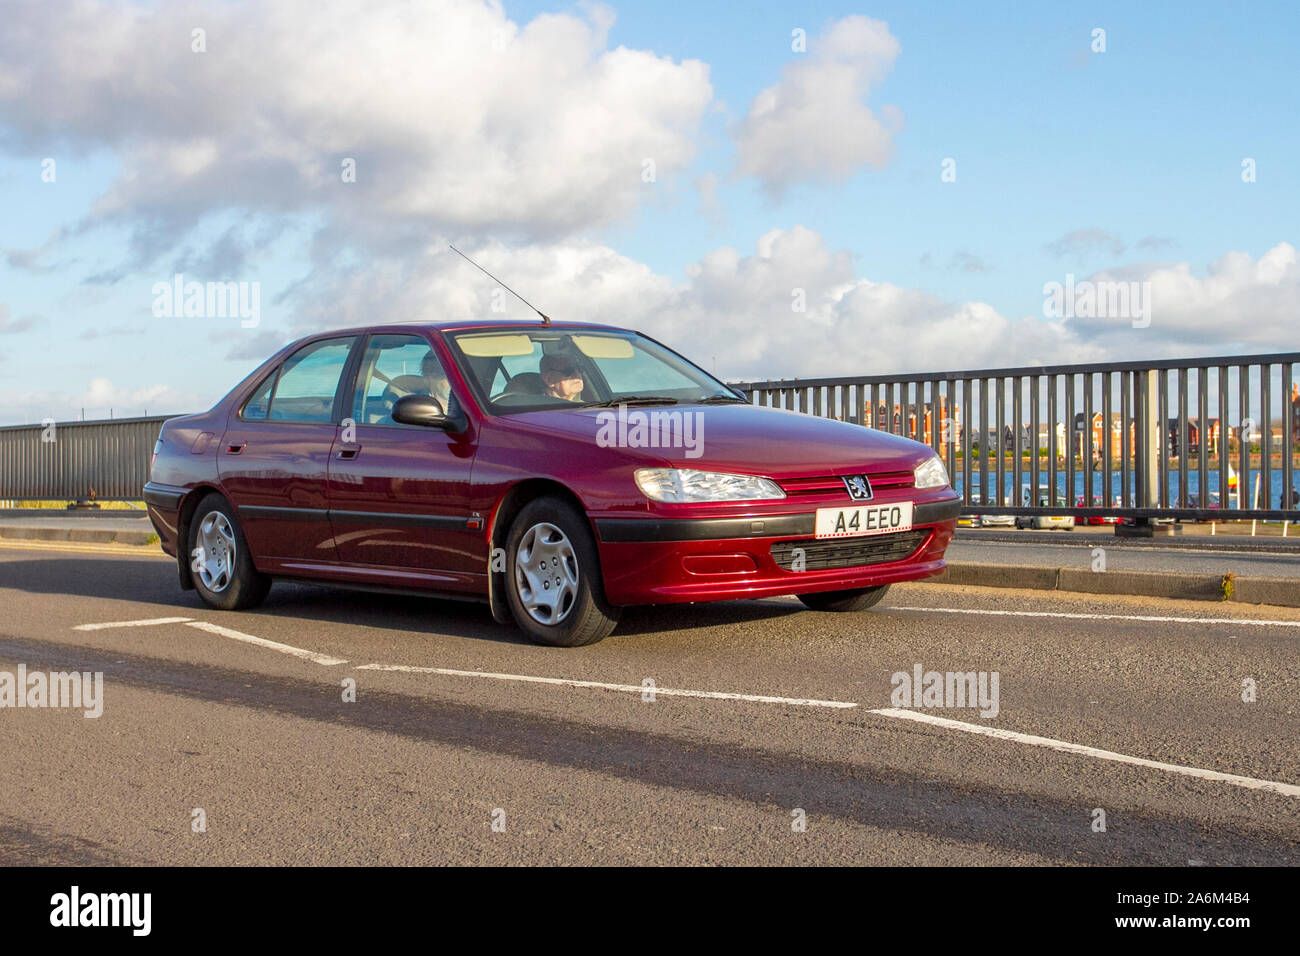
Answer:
[543, 366, 584, 400]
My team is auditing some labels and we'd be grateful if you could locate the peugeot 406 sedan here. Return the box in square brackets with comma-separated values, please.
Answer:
[144, 321, 960, 646]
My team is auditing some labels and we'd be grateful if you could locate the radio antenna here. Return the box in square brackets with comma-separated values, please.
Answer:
[449, 244, 551, 325]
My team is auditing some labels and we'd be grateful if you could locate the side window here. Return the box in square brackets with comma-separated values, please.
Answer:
[266, 338, 355, 423]
[487, 344, 544, 397]
[241, 370, 277, 420]
[502, 344, 544, 377]
[352, 335, 449, 426]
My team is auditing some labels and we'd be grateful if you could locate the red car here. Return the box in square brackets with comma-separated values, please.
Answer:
[1074, 495, 1119, 525]
[144, 321, 960, 645]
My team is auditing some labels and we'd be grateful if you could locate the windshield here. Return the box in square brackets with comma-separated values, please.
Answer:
[444, 327, 742, 414]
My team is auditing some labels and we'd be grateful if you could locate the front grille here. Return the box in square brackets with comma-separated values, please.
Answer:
[779, 471, 914, 497]
[770, 529, 928, 571]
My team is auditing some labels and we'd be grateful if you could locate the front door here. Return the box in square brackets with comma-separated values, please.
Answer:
[326, 333, 482, 593]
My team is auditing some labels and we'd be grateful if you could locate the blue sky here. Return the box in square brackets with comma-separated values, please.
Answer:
[0, 0, 1296, 423]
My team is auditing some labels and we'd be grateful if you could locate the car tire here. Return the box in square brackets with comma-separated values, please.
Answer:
[796, 584, 891, 612]
[187, 494, 271, 611]
[504, 496, 621, 647]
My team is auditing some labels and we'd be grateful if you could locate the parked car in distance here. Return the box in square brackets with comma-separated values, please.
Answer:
[961, 490, 1014, 527]
[1074, 494, 1118, 525]
[145, 321, 961, 646]
[1015, 488, 1076, 530]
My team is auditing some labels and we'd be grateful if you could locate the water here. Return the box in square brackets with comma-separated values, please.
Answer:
[953, 467, 1298, 509]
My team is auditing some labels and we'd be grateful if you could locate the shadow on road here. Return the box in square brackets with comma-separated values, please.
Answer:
[0, 555, 803, 645]
[5, 631, 1295, 866]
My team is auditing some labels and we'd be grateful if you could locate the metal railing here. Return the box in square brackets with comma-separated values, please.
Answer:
[0, 416, 174, 501]
[735, 352, 1300, 520]
[5, 352, 1300, 520]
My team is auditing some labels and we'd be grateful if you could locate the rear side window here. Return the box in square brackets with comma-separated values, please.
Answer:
[266, 338, 356, 423]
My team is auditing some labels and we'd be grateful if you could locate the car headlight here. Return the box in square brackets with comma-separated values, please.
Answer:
[913, 455, 950, 490]
[634, 468, 786, 503]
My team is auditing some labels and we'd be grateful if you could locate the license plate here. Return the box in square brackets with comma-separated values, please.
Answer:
[814, 502, 913, 539]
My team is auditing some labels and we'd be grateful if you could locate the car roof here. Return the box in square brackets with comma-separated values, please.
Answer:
[293, 319, 632, 342]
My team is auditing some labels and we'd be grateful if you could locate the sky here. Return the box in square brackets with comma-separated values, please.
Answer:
[0, 0, 1296, 423]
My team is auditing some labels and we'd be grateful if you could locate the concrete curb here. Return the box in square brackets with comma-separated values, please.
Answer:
[931, 561, 1300, 609]
[0, 526, 158, 546]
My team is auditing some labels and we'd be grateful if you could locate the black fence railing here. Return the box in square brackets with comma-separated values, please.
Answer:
[0, 416, 174, 501]
[735, 352, 1300, 521]
[6, 353, 1300, 520]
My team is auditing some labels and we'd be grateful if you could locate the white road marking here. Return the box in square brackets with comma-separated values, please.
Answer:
[886, 605, 1300, 628]
[74, 617, 194, 631]
[184, 621, 348, 666]
[356, 663, 858, 709]
[870, 708, 1300, 798]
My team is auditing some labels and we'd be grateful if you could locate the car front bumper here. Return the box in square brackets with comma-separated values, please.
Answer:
[593, 495, 959, 605]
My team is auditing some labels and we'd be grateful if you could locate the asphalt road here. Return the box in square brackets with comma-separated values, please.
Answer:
[1, 542, 1298, 865]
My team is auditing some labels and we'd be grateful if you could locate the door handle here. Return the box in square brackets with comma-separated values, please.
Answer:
[336, 447, 361, 460]
[227, 442, 246, 454]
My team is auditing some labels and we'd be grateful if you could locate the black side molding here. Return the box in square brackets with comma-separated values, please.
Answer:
[143, 482, 186, 512]
[596, 514, 815, 543]
[329, 510, 468, 531]
[913, 498, 962, 524]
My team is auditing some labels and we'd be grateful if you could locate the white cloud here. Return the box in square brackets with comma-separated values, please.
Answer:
[281, 226, 1075, 382]
[0, 0, 713, 264]
[1069, 242, 1299, 352]
[1043, 228, 1127, 259]
[284, 231, 1300, 384]
[0, 378, 201, 423]
[733, 16, 902, 195]
[0, 304, 43, 334]
[4, 233, 1293, 423]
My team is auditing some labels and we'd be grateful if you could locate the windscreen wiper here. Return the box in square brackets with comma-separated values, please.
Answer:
[695, 394, 748, 404]
[585, 396, 681, 408]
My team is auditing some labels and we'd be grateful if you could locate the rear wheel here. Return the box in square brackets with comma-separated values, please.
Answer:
[504, 496, 620, 646]
[187, 494, 271, 611]
[797, 584, 891, 612]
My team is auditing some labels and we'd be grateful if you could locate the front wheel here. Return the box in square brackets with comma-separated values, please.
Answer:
[504, 497, 621, 646]
[187, 494, 271, 611]
[796, 584, 891, 612]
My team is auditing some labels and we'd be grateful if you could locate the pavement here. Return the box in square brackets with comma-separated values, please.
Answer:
[0, 542, 1298, 865]
[0, 512, 157, 546]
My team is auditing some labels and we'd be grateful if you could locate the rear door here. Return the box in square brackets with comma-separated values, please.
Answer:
[219, 336, 358, 565]
[325, 333, 482, 592]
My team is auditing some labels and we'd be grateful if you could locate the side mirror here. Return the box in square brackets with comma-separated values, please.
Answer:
[392, 394, 449, 428]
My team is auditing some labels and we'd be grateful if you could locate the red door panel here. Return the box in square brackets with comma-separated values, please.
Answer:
[326, 424, 481, 589]
[218, 422, 340, 563]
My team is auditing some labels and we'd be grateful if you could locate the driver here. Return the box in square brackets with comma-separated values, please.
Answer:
[539, 353, 585, 402]
[420, 352, 452, 413]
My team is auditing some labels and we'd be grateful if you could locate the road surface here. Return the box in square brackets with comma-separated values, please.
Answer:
[1, 543, 1297, 865]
